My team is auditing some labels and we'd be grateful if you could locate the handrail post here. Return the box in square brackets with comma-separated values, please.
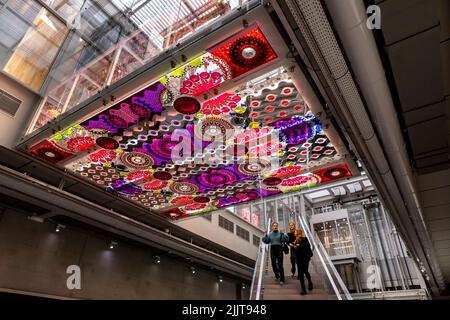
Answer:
[251, 217, 271, 300]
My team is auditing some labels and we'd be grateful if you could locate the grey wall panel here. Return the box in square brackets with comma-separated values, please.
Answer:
[0, 209, 246, 299]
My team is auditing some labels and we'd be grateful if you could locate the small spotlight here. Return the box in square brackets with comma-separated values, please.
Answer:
[190, 266, 196, 274]
[55, 224, 65, 232]
[155, 255, 161, 264]
[242, 283, 246, 289]
[217, 275, 223, 283]
[109, 241, 118, 249]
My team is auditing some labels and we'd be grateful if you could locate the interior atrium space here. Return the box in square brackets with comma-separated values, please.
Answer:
[0, 0, 449, 305]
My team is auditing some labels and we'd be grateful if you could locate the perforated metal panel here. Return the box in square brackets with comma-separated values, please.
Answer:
[286, 0, 375, 141]
[297, 0, 348, 79]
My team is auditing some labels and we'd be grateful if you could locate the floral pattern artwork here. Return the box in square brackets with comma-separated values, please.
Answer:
[26, 25, 352, 220]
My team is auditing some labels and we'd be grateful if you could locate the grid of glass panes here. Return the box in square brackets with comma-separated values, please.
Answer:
[17, 0, 247, 133]
[313, 218, 355, 257]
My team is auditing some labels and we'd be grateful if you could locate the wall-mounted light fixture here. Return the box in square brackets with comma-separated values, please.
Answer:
[109, 241, 118, 249]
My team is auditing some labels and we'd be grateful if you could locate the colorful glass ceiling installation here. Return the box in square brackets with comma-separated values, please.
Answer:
[208, 23, 278, 78]
[27, 24, 351, 220]
[247, 80, 306, 123]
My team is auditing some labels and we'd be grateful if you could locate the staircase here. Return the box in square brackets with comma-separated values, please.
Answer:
[250, 214, 352, 300]
[260, 252, 333, 300]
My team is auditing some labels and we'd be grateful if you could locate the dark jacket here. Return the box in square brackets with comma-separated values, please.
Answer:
[287, 232, 296, 244]
[292, 237, 313, 261]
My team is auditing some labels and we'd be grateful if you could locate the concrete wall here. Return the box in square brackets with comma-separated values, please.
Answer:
[0, 208, 249, 299]
[175, 210, 263, 261]
[0, 73, 39, 147]
[417, 169, 450, 284]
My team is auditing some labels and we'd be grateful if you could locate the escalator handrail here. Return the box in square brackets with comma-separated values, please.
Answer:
[249, 241, 261, 299]
[297, 214, 353, 300]
[296, 215, 342, 300]
[250, 217, 271, 300]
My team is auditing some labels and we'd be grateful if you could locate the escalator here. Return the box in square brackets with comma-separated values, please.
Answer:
[250, 214, 352, 300]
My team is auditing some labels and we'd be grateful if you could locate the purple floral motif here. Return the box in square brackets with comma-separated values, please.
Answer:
[179, 166, 245, 192]
[216, 188, 280, 207]
[83, 115, 119, 134]
[131, 82, 165, 114]
[81, 82, 166, 132]
[137, 135, 180, 165]
[270, 115, 321, 146]
[109, 179, 143, 195]
[134, 124, 203, 165]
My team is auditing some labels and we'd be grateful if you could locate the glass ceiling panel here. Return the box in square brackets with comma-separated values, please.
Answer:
[0, 0, 68, 91]
[29, 0, 245, 133]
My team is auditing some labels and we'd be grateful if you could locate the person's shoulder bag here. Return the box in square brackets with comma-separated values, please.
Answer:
[280, 232, 289, 254]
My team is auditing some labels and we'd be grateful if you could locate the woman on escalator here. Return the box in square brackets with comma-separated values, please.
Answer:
[287, 222, 297, 278]
[292, 229, 314, 295]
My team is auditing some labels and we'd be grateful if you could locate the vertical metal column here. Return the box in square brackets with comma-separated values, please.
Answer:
[380, 204, 408, 290]
[106, 46, 123, 86]
[362, 205, 385, 291]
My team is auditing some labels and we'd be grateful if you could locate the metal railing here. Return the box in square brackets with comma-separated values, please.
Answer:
[297, 213, 352, 300]
[249, 218, 271, 300]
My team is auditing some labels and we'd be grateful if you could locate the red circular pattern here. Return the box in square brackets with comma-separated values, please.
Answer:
[263, 177, 282, 186]
[120, 152, 153, 169]
[170, 182, 199, 195]
[153, 171, 172, 181]
[283, 88, 293, 95]
[195, 117, 234, 141]
[324, 167, 348, 180]
[194, 196, 210, 203]
[238, 160, 270, 176]
[96, 137, 119, 150]
[173, 97, 201, 115]
[36, 147, 65, 162]
[230, 37, 266, 66]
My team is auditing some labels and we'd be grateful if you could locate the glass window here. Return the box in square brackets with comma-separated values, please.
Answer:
[29, 0, 245, 132]
[314, 219, 355, 257]
[0, 0, 68, 91]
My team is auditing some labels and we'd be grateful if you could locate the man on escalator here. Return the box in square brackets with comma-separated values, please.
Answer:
[262, 222, 289, 285]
